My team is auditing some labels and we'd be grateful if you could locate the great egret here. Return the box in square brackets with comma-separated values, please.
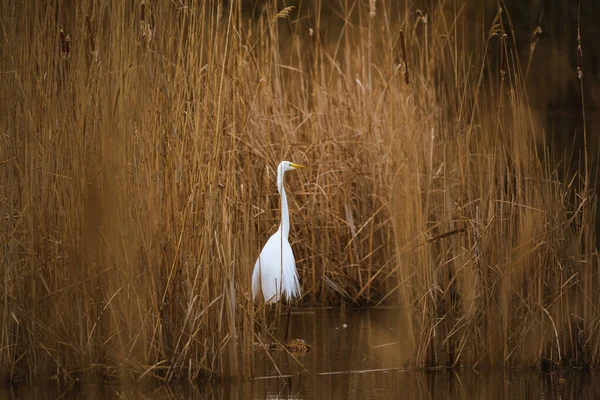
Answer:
[252, 161, 306, 305]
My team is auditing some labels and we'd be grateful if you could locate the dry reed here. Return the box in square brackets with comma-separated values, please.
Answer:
[0, 0, 597, 383]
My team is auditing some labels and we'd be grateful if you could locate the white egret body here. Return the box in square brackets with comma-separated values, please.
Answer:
[252, 161, 305, 304]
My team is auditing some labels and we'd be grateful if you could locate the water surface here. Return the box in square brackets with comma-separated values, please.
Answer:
[4, 308, 598, 399]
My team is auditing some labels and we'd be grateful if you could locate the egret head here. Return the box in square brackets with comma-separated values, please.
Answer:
[277, 161, 306, 192]
[279, 161, 306, 173]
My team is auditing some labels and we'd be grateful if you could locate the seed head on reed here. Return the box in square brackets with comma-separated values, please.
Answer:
[369, 0, 377, 18]
[488, 6, 503, 38]
[577, 31, 583, 80]
[500, 33, 507, 79]
[273, 6, 295, 22]
[140, 2, 152, 46]
[145, 25, 153, 44]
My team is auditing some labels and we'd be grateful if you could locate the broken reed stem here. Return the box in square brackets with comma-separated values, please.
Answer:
[530, 26, 542, 52]
[399, 30, 410, 85]
[59, 28, 70, 59]
[525, 26, 542, 81]
[425, 228, 466, 244]
[86, 15, 95, 53]
[86, 15, 98, 62]
[59, 28, 66, 53]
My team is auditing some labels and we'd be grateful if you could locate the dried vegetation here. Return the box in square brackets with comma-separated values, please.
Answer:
[0, 0, 597, 382]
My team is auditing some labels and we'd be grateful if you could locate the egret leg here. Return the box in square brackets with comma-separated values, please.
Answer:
[259, 303, 273, 339]
[267, 305, 275, 336]
[283, 303, 292, 341]
[264, 305, 269, 337]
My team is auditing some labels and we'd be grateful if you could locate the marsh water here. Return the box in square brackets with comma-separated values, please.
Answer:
[4, 308, 599, 399]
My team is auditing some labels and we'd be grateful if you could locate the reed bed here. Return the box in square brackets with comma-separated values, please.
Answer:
[0, 0, 597, 382]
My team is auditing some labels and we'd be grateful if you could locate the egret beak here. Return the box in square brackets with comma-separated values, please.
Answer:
[290, 163, 307, 169]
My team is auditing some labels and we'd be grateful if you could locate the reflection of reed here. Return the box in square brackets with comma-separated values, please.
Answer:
[3, 367, 594, 398]
[252, 308, 414, 399]
[251, 307, 600, 398]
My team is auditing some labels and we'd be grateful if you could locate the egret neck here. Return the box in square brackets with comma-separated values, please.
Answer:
[277, 164, 290, 240]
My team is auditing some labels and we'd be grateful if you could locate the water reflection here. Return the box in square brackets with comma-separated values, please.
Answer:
[4, 308, 599, 399]
[251, 307, 413, 398]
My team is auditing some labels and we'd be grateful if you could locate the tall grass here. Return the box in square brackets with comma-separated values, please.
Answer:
[392, 3, 598, 368]
[0, 0, 597, 382]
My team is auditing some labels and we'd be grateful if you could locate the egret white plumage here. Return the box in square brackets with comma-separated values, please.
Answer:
[252, 161, 306, 305]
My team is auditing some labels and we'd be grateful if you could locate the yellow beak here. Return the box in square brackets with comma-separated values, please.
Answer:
[290, 163, 307, 169]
